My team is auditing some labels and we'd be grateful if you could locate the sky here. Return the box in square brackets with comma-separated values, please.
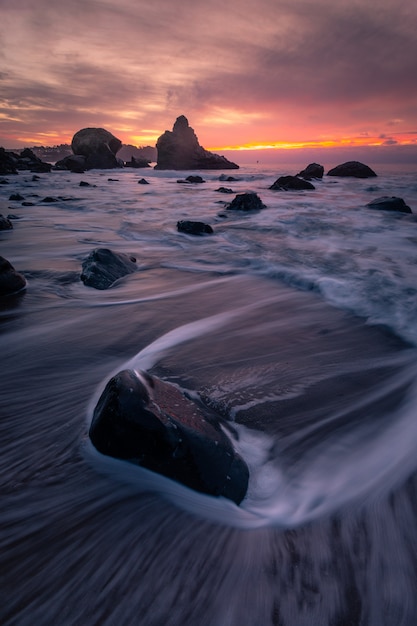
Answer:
[1, 0, 417, 164]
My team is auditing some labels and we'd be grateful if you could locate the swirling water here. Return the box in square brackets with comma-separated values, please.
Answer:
[1, 162, 417, 625]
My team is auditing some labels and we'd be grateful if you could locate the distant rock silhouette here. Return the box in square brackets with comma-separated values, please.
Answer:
[297, 163, 324, 179]
[366, 196, 412, 214]
[71, 128, 122, 170]
[155, 116, 239, 170]
[327, 161, 377, 178]
[0, 147, 52, 174]
[270, 175, 315, 191]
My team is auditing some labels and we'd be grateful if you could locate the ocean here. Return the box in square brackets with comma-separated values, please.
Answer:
[1, 161, 417, 625]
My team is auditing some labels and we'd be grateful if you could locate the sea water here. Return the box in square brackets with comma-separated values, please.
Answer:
[1, 162, 417, 624]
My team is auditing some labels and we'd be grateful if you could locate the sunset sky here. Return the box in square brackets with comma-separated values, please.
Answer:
[1, 0, 417, 163]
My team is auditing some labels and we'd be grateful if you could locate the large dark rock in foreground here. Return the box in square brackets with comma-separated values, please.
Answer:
[81, 248, 137, 289]
[155, 115, 239, 170]
[0, 256, 26, 296]
[327, 161, 377, 178]
[71, 128, 122, 169]
[366, 196, 412, 214]
[89, 369, 249, 504]
[270, 175, 315, 191]
[0, 147, 51, 174]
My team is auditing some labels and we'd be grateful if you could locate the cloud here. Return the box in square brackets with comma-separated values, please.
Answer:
[1, 0, 416, 151]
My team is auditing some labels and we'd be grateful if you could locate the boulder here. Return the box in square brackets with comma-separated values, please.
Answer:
[54, 154, 86, 173]
[80, 248, 137, 290]
[138, 178, 149, 185]
[71, 128, 122, 170]
[18, 148, 52, 173]
[89, 369, 249, 504]
[0, 147, 18, 175]
[177, 220, 214, 235]
[215, 187, 234, 194]
[327, 161, 377, 178]
[0, 214, 13, 230]
[366, 196, 412, 214]
[176, 175, 206, 184]
[227, 192, 266, 211]
[270, 175, 315, 191]
[297, 163, 324, 179]
[155, 115, 239, 170]
[0, 256, 26, 295]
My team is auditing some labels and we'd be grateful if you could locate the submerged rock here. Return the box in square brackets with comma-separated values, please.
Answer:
[155, 115, 239, 170]
[270, 175, 315, 191]
[81, 248, 137, 290]
[89, 369, 249, 504]
[177, 220, 214, 235]
[297, 163, 324, 179]
[366, 196, 412, 214]
[227, 192, 266, 211]
[327, 161, 377, 178]
[0, 214, 13, 230]
[71, 128, 122, 170]
[0, 256, 26, 296]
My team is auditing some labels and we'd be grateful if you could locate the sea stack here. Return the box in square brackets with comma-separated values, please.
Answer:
[155, 115, 239, 170]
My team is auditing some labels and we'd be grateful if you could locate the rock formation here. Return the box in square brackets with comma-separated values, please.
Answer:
[366, 196, 412, 214]
[80, 248, 137, 290]
[89, 369, 249, 504]
[155, 116, 239, 170]
[0, 215, 13, 230]
[327, 161, 377, 178]
[0, 147, 51, 174]
[270, 175, 315, 191]
[0, 256, 26, 296]
[71, 128, 122, 170]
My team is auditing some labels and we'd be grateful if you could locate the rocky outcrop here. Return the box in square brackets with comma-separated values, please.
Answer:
[124, 156, 151, 168]
[71, 128, 122, 170]
[177, 220, 214, 235]
[89, 369, 249, 504]
[327, 161, 377, 178]
[366, 196, 412, 214]
[297, 163, 324, 179]
[227, 192, 266, 211]
[0, 147, 51, 174]
[0, 256, 26, 296]
[155, 116, 239, 170]
[54, 154, 87, 173]
[270, 176, 315, 191]
[80, 248, 137, 290]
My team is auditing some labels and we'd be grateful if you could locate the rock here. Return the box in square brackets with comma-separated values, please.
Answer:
[155, 115, 239, 170]
[138, 178, 149, 185]
[71, 128, 122, 170]
[0, 256, 26, 295]
[0, 214, 13, 230]
[366, 196, 412, 214]
[18, 148, 52, 173]
[124, 156, 151, 168]
[177, 220, 214, 235]
[297, 163, 324, 179]
[270, 175, 315, 191]
[41, 196, 58, 203]
[9, 193, 25, 201]
[54, 154, 87, 173]
[219, 174, 238, 181]
[227, 192, 266, 211]
[327, 161, 377, 178]
[0, 148, 18, 174]
[81, 248, 137, 290]
[215, 187, 234, 194]
[89, 369, 249, 504]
